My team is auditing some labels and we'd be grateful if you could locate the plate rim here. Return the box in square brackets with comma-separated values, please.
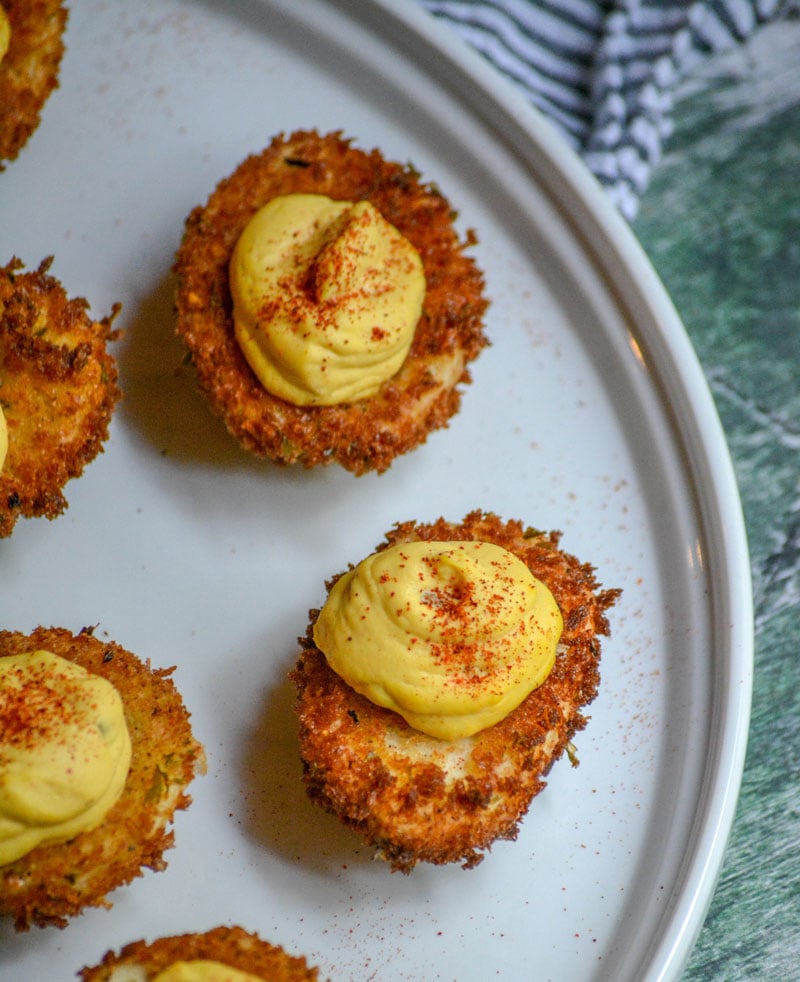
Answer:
[351, 0, 754, 976]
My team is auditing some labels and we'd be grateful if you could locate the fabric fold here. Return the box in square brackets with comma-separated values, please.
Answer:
[420, 0, 799, 218]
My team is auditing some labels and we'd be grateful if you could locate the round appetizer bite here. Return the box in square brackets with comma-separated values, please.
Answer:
[291, 511, 620, 872]
[174, 129, 489, 474]
[79, 926, 324, 982]
[0, 257, 121, 537]
[0, 0, 68, 166]
[0, 626, 206, 930]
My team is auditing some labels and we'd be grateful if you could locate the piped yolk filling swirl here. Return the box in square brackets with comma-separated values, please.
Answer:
[313, 540, 563, 740]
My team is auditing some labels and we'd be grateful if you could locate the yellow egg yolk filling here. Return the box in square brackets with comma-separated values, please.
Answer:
[0, 649, 132, 866]
[313, 540, 563, 740]
[0, 7, 10, 66]
[0, 405, 7, 474]
[229, 193, 425, 406]
[153, 961, 264, 982]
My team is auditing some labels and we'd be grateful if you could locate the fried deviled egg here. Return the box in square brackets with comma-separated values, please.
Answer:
[0, 626, 205, 930]
[79, 926, 324, 982]
[0, 257, 121, 537]
[291, 511, 620, 872]
[174, 129, 488, 475]
[0, 1, 68, 167]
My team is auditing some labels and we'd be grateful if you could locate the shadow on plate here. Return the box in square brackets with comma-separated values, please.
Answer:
[114, 271, 268, 472]
[238, 661, 377, 877]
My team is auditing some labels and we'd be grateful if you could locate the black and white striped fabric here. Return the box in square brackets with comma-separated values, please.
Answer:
[420, 0, 798, 218]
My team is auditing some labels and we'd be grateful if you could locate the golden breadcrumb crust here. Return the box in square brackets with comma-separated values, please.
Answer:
[173, 129, 489, 475]
[291, 511, 621, 872]
[0, 257, 121, 537]
[0, 626, 206, 931]
[79, 925, 324, 981]
[0, 0, 67, 166]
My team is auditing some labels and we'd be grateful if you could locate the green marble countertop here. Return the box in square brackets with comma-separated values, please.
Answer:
[632, 20, 800, 981]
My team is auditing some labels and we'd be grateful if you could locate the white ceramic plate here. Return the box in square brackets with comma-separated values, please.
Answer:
[1, 1, 752, 979]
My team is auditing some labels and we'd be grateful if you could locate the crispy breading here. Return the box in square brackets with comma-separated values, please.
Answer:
[173, 129, 489, 475]
[291, 511, 621, 872]
[0, 626, 206, 931]
[0, 257, 121, 537]
[0, 0, 67, 166]
[79, 926, 324, 982]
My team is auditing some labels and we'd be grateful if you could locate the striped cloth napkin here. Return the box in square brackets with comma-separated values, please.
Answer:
[420, 0, 798, 219]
